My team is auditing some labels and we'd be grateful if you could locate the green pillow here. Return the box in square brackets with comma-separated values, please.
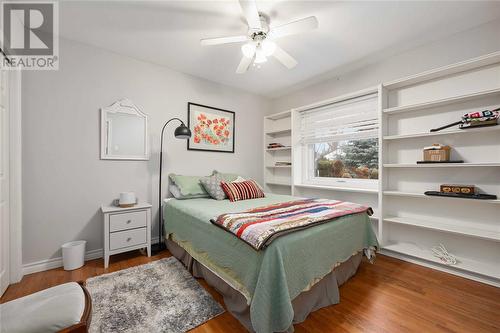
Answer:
[212, 170, 239, 182]
[169, 174, 209, 197]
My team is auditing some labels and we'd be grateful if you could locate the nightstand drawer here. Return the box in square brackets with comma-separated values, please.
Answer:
[109, 210, 147, 232]
[109, 227, 147, 250]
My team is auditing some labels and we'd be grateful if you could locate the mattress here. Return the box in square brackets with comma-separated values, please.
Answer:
[164, 193, 378, 333]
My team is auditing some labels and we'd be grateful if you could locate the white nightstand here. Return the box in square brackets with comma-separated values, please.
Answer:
[101, 203, 152, 268]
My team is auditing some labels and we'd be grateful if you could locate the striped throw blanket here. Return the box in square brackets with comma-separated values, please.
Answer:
[211, 198, 372, 250]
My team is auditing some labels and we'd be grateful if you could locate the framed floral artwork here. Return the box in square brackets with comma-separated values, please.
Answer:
[187, 102, 235, 153]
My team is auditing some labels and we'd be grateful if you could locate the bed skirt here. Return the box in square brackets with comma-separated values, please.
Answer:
[166, 239, 362, 332]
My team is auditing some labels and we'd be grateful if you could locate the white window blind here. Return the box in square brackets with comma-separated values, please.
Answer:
[299, 93, 378, 144]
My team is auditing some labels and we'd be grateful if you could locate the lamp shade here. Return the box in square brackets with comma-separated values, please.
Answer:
[241, 42, 256, 58]
[254, 47, 267, 64]
[174, 123, 192, 139]
[261, 40, 276, 56]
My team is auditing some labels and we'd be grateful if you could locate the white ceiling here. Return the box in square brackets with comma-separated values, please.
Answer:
[58, 1, 500, 97]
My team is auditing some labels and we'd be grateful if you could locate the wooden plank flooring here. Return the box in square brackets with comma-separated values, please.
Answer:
[1, 250, 499, 332]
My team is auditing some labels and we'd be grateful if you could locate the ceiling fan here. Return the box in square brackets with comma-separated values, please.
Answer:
[200, 0, 319, 74]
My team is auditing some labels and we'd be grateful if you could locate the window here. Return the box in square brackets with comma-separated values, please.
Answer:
[312, 138, 378, 179]
[299, 93, 379, 188]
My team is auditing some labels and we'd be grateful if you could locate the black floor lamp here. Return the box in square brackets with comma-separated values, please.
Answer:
[152, 117, 191, 254]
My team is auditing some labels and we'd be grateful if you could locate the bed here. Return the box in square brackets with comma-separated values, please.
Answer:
[164, 193, 378, 333]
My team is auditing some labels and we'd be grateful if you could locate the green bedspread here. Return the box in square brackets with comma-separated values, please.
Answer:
[164, 193, 378, 333]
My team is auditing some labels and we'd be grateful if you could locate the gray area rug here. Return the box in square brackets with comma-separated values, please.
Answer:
[86, 257, 224, 332]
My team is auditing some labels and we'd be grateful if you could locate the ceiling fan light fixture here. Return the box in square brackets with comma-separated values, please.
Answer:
[241, 42, 256, 58]
[261, 40, 276, 56]
[200, 0, 318, 74]
[254, 47, 267, 63]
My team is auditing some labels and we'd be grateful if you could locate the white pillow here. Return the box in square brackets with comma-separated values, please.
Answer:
[232, 176, 246, 183]
[232, 177, 265, 191]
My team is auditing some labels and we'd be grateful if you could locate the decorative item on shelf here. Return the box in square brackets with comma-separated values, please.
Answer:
[430, 107, 499, 132]
[417, 160, 463, 164]
[275, 161, 292, 166]
[440, 184, 475, 196]
[267, 142, 285, 149]
[422, 144, 451, 162]
[431, 244, 458, 266]
[114, 192, 137, 208]
[424, 185, 497, 200]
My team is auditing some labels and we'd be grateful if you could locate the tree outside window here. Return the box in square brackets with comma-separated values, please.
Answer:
[313, 138, 378, 180]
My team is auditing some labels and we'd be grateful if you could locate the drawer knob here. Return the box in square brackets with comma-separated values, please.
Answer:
[126, 220, 132, 224]
[127, 237, 132, 242]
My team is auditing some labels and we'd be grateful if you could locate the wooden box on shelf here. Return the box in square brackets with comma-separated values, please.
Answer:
[423, 144, 450, 162]
[440, 184, 476, 195]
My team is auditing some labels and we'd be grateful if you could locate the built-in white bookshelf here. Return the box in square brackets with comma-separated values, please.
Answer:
[264, 110, 292, 195]
[263, 52, 500, 287]
[380, 51, 500, 287]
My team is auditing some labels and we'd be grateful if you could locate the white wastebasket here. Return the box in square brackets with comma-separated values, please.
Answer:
[62, 240, 87, 270]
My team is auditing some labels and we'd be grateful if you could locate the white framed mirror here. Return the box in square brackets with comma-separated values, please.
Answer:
[100, 99, 149, 160]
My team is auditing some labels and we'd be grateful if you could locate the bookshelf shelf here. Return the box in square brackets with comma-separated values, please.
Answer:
[384, 216, 500, 242]
[265, 129, 291, 136]
[383, 190, 500, 204]
[383, 88, 500, 114]
[383, 163, 500, 168]
[383, 125, 500, 140]
[266, 165, 292, 168]
[382, 51, 500, 89]
[266, 147, 291, 151]
[383, 242, 500, 280]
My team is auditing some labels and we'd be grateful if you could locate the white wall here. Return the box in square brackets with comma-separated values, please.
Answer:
[271, 19, 500, 112]
[22, 38, 269, 265]
[21, 18, 500, 268]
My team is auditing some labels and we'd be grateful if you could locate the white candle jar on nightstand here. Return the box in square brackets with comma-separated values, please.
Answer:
[101, 203, 152, 268]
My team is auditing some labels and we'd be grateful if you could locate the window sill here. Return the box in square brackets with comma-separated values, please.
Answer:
[294, 183, 379, 194]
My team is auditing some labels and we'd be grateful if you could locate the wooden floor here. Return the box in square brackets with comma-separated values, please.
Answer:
[2, 250, 499, 333]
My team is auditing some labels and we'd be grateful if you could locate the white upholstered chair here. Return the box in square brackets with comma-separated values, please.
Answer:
[0, 282, 92, 333]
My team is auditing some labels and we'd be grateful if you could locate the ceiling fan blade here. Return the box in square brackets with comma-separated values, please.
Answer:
[239, 0, 262, 30]
[269, 16, 318, 39]
[236, 56, 253, 74]
[200, 35, 248, 46]
[273, 45, 297, 69]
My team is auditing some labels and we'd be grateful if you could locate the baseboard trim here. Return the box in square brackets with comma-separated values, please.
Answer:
[22, 248, 103, 275]
[22, 237, 160, 275]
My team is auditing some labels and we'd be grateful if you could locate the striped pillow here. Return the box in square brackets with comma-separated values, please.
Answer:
[221, 180, 265, 202]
